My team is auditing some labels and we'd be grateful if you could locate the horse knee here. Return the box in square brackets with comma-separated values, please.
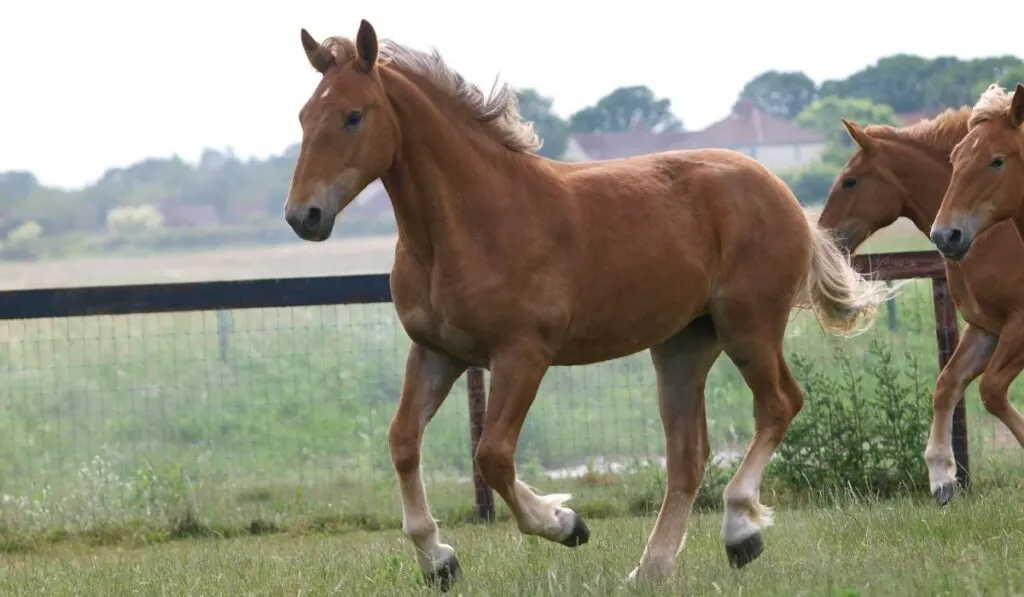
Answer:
[475, 438, 515, 488]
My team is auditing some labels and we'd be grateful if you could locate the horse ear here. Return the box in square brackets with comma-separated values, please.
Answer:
[1011, 83, 1024, 128]
[301, 28, 334, 75]
[842, 118, 875, 153]
[355, 19, 379, 72]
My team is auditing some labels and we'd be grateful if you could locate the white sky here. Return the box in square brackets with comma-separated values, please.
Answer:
[2, 0, 1020, 190]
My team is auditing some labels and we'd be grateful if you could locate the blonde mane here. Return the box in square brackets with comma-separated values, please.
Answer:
[319, 35, 542, 154]
[865, 106, 972, 155]
[969, 83, 1016, 129]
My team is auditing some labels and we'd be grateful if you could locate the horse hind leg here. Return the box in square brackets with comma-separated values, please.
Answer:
[389, 343, 468, 591]
[712, 302, 804, 569]
[627, 315, 722, 586]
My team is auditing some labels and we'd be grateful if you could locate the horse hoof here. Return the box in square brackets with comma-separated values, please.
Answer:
[725, 533, 764, 569]
[934, 483, 957, 508]
[559, 512, 591, 548]
[423, 555, 462, 592]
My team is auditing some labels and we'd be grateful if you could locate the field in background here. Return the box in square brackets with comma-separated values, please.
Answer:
[0, 210, 930, 290]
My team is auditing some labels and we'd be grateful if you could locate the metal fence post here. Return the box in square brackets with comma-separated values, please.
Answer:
[466, 366, 495, 521]
[931, 277, 969, 489]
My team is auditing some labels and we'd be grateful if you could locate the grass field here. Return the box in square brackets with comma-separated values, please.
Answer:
[2, 213, 1024, 595]
[3, 482, 1024, 596]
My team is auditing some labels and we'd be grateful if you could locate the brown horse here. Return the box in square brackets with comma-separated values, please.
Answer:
[284, 19, 888, 589]
[818, 105, 1024, 507]
[932, 83, 1024, 261]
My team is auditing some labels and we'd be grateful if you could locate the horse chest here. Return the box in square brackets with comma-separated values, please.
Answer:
[950, 268, 1004, 333]
[393, 284, 488, 364]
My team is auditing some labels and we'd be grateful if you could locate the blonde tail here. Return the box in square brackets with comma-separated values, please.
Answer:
[799, 220, 898, 336]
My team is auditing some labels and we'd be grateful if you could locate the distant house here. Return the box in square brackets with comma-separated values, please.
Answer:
[566, 98, 826, 172]
[156, 197, 221, 228]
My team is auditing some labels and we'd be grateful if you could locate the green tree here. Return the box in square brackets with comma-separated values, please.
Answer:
[971, 64, 1024, 98]
[515, 88, 570, 159]
[779, 96, 901, 205]
[568, 85, 682, 134]
[819, 54, 933, 113]
[794, 96, 901, 167]
[739, 70, 817, 120]
[821, 54, 1024, 113]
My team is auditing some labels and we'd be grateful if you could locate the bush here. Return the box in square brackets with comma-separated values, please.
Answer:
[779, 161, 841, 206]
[769, 339, 931, 497]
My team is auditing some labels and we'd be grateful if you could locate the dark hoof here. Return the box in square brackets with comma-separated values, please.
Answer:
[934, 483, 958, 508]
[423, 555, 461, 592]
[559, 512, 591, 548]
[725, 533, 764, 569]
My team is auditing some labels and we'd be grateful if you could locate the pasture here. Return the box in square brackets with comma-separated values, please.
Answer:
[2, 215, 1024, 595]
[3, 486, 1024, 595]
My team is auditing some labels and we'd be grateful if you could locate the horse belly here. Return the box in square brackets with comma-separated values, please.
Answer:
[553, 270, 712, 366]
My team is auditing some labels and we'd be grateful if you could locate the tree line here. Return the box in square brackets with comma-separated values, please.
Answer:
[1, 52, 1022, 259]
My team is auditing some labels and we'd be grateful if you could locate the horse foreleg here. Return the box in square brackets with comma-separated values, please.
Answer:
[388, 343, 468, 591]
[924, 323, 993, 506]
[473, 342, 589, 546]
[627, 316, 721, 585]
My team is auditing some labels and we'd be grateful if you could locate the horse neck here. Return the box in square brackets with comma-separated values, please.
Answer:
[883, 139, 956, 237]
[377, 69, 535, 266]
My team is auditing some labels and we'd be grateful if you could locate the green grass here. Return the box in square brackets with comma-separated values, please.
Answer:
[3, 482, 1024, 596]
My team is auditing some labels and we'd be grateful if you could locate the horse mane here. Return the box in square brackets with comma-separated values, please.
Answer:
[864, 106, 972, 156]
[318, 35, 542, 154]
[968, 83, 1016, 128]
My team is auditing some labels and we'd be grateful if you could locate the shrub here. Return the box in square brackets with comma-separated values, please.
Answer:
[769, 339, 931, 497]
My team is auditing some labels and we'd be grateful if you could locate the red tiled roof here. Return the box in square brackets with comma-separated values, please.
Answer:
[674, 99, 822, 150]
[571, 131, 692, 161]
[569, 99, 822, 160]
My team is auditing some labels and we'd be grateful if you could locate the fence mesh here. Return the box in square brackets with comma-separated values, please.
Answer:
[0, 277, 1014, 533]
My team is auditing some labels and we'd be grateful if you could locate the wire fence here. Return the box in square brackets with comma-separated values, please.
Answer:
[0, 253, 1016, 533]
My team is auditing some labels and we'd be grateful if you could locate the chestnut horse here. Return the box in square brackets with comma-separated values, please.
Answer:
[284, 19, 888, 589]
[932, 83, 1024, 261]
[818, 105, 1024, 506]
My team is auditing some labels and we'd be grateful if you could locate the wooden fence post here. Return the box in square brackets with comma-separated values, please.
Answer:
[466, 366, 495, 521]
[931, 277, 969, 490]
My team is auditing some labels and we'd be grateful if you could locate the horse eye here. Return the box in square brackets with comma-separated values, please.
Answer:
[345, 110, 364, 128]
[990, 156, 1006, 169]
[841, 178, 857, 189]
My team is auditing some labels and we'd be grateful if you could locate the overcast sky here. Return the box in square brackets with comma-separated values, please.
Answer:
[2, 0, 1020, 189]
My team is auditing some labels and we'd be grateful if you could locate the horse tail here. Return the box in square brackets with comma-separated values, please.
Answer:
[798, 216, 897, 336]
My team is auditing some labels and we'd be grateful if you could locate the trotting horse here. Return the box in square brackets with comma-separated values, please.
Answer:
[283, 19, 889, 589]
[818, 104, 1024, 507]
[931, 83, 1024, 261]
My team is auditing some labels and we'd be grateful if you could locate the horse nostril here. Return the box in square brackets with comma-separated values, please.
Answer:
[948, 228, 962, 245]
[303, 206, 322, 231]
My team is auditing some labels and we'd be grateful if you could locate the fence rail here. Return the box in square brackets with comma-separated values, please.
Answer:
[0, 250, 964, 523]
